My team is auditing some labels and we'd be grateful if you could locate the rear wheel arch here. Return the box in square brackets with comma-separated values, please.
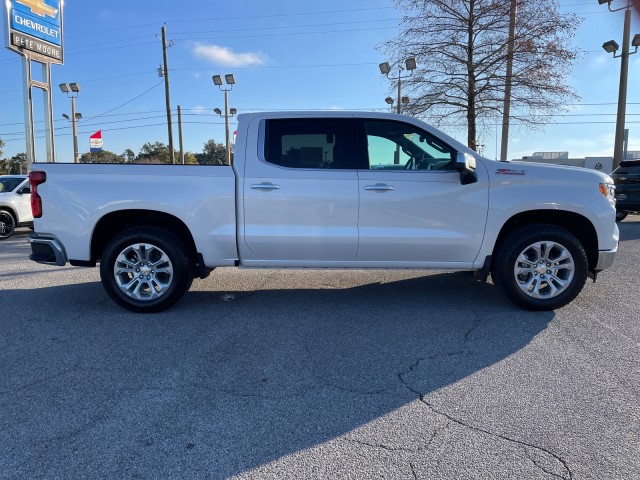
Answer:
[91, 210, 199, 266]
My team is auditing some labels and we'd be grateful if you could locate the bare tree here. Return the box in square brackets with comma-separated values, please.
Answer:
[380, 0, 581, 151]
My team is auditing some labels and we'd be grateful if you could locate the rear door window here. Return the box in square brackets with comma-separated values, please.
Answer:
[264, 119, 356, 169]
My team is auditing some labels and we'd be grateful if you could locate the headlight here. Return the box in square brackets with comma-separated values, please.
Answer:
[599, 180, 616, 204]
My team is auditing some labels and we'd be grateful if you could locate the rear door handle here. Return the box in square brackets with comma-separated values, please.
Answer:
[364, 184, 394, 191]
[251, 183, 280, 190]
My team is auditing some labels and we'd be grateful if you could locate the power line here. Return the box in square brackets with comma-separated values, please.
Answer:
[62, 6, 397, 39]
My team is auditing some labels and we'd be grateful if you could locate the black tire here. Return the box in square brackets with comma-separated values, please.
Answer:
[616, 210, 628, 222]
[0, 210, 16, 240]
[100, 227, 193, 313]
[492, 224, 588, 311]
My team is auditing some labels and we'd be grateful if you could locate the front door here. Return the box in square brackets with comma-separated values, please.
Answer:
[356, 119, 489, 265]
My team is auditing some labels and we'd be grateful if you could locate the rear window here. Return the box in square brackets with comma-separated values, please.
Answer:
[264, 119, 356, 169]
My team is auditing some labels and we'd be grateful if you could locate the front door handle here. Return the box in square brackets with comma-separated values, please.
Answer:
[364, 184, 394, 191]
[251, 183, 280, 190]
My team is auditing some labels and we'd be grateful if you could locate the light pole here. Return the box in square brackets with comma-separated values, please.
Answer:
[59, 83, 81, 163]
[599, 0, 640, 170]
[379, 58, 417, 114]
[212, 74, 236, 165]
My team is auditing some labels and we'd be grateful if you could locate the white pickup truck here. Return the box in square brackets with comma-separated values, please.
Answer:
[27, 111, 618, 312]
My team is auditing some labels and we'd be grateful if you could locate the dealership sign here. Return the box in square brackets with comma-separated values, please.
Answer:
[3, 0, 64, 63]
[90, 131, 103, 153]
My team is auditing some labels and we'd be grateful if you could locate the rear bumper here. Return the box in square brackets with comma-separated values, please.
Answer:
[27, 234, 67, 266]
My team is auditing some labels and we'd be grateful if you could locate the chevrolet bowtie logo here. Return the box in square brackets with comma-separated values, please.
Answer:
[15, 0, 58, 18]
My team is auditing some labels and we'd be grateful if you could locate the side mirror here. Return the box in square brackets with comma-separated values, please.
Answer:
[455, 152, 478, 185]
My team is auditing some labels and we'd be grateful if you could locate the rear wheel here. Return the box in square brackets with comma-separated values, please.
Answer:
[616, 210, 628, 222]
[100, 227, 193, 312]
[0, 210, 16, 240]
[492, 224, 588, 311]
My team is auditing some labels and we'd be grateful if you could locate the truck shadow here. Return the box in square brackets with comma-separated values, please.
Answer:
[2, 272, 553, 478]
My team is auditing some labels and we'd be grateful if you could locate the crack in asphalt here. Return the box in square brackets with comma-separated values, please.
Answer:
[396, 313, 574, 480]
[409, 462, 418, 480]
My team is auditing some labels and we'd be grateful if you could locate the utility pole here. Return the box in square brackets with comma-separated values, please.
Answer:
[178, 105, 184, 164]
[161, 24, 175, 164]
[500, 0, 517, 161]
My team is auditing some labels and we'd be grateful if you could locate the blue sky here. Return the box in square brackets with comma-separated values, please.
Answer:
[0, 0, 639, 163]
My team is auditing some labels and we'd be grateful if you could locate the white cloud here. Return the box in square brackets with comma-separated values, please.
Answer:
[193, 43, 266, 67]
[190, 105, 209, 115]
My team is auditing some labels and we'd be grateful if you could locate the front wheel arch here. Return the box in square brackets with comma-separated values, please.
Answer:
[493, 210, 599, 272]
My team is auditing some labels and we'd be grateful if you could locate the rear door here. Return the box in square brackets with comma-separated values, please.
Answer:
[242, 118, 359, 263]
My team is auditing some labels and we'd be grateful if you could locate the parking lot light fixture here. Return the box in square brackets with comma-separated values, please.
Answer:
[602, 40, 619, 54]
[405, 57, 417, 71]
[212, 75, 223, 86]
[378, 62, 391, 75]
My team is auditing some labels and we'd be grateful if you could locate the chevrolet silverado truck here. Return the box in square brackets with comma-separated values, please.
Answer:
[26, 111, 618, 312]
[0, 175, 33, 240]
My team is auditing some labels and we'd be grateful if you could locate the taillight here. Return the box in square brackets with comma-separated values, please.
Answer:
[29, 171, 46, 218]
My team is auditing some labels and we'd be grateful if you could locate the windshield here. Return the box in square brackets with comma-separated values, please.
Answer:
[0, 178, 25, 193]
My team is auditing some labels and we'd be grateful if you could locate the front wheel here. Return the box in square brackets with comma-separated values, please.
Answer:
[100, 227, 193, 313]
[492, 224, 588, 311]
[0, 210, 16, 240]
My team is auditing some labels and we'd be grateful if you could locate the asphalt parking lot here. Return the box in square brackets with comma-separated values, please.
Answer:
[1, 220, 639, 479]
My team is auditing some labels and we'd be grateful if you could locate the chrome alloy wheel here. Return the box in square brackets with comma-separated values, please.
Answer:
[513, 241, 575, 299]
[113, 242, 174, 301]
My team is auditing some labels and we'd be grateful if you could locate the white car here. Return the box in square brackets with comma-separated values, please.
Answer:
[0, 175, 33, 240]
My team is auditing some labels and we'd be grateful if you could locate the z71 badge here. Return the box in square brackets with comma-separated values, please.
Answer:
[496, 168, 526, 176]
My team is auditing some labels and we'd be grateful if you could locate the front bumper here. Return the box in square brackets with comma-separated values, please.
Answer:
[595, 248, 617, 272]
[27, 234, 67, 266]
